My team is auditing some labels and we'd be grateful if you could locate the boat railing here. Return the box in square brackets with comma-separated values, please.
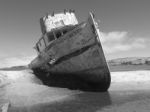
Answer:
[34, 25, 77, 54]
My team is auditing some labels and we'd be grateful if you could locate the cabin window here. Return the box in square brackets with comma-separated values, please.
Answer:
[36, 44, 40, 52]
[55, 31, 61, 38]
[63, 30, 67, 35]
[37, 45, 39, 52]
[38, 43, 41, 51]
[37, 39, 45, 52]
[47, 33, 55, 42]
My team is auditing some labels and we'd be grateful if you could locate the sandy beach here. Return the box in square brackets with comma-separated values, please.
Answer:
[0, 69, 150, 112]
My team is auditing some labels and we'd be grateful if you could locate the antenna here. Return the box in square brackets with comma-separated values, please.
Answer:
[64, 9, 67, 14]
[72, 10, 75, 13]
[46, 13, 49, 19]
[69, 9, 72, 13]
[51, 11, 55, 16]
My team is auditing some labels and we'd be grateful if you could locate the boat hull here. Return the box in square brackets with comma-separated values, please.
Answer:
[29, 13, 111, 91]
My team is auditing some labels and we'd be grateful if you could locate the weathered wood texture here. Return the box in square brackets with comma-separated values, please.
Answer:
[29, 12, 111, 91]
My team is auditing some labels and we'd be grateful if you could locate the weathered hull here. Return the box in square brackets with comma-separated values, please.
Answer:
[29, 13, 111, 91]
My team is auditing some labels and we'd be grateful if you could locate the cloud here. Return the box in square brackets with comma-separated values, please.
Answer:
[99, 31, 148, 54]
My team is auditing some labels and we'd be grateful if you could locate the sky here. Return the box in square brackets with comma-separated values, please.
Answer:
[0, 0, 150, 63]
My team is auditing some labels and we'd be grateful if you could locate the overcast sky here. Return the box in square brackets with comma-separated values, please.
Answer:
[0, 0, 150, 61]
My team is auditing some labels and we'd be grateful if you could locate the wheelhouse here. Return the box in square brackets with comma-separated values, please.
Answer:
[34, 10, 79, 54]
[34, 25, 76, 54]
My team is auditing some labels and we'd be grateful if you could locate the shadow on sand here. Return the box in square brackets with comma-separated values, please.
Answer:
[6, 70, 112, 112]
[9, 92, 111, 112]
[33, 70, 109, 92]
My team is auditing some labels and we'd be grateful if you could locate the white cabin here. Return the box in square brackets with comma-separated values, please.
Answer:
[35, 10, 78, 54]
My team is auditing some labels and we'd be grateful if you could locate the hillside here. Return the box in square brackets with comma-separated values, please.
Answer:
[108, 57, 150, 66]
[108, 57, 150, 72]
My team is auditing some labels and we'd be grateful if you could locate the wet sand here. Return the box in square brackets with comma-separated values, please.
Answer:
[0, 69, 150, 112]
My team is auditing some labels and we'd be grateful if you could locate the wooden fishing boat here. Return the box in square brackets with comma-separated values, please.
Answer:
[29, 10, 111, 91]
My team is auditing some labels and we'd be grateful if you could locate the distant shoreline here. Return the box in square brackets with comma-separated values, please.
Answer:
[109, 64, 150, 72]
[0, 57, 150, 72]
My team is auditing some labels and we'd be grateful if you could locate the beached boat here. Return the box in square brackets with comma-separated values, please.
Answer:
[29, 10, 111, 91]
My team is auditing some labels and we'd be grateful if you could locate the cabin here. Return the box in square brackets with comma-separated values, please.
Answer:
[35, 10, 78, 54]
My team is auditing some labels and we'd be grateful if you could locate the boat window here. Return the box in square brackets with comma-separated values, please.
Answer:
[63, 30, 67, 35]
[47, 33, 55, 42]
[37, 39, 45, 52]
[37, 43, 41, 51]
[36, 45, 40, 52]
[55, 31, 61, 38]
